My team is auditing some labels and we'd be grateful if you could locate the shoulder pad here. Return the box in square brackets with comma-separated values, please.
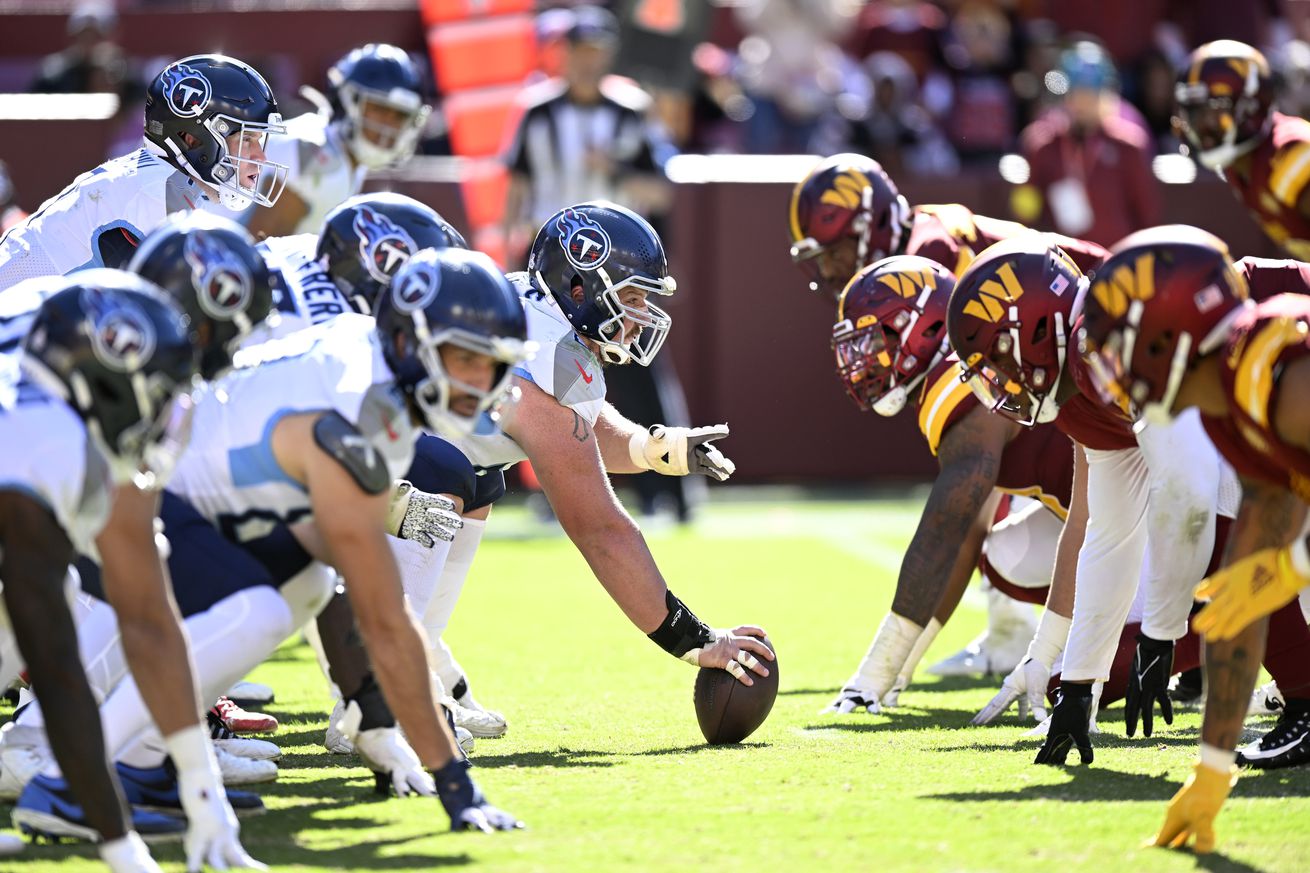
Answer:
[313, 411, 391, 495]
[918, 359, 976, 456]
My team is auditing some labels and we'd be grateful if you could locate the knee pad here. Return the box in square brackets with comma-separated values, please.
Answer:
[280, 562, 337, 628]
[185, 585, 295, 702]
[404, 435, 477, 508]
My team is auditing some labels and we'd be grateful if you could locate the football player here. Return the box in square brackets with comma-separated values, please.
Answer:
[1078, 226, 1310, 852]
[0, 275, 260, 870]
[247, 44, 430, 239]
[819, 255, 1076, 716]
[0, 55, 287, 292]
[443, 201, 773, 693]
[946, 236, 1241, 763]
[788, 153, 1109, 677]
[1175, 41, 1310, 259]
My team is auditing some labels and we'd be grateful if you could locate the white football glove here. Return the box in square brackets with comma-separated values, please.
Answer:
[820, 613, 922, 715]
[971, 610, 1070, 726]
[629, 424, 736, 481]
[165, 726, 265, 872]
[99, 832, 163, 873]
[337, 700, 436, 798]
[386, 480, 463, 548]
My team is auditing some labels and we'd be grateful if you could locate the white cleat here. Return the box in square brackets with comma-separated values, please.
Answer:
[0, 724, 51, 802]
[215, 745, 277, 786]
[0, 832, 22, 857]
[225, 680, 275, 707]
[445, 696, 507, 739]
[1251, 680, 1285, 715]
[454, 726, 475, 757]
[929, 584, 1036, 677]
[215, 736, 282, 762]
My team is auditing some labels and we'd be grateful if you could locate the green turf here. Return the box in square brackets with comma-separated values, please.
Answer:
[6, 496, 1310, 872]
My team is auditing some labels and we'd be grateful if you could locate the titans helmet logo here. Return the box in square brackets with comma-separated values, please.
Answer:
[556, 208, 611, 272]
[184, 232, 253, 321]
[393, 262, 440, 313]
[354, 207, 417, 285]
[85, 291, 157, 373]
[161, 63, 212, 119]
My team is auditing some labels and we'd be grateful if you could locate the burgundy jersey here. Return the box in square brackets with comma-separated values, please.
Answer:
[916, 355, 1074, 518]
[1203, 294, 1310, 500]
[1056, 330, 1138, 452]
[1224, 112, 1310, 260]
[905, 204, 1109, 279]
[1239, 255, 1310, 302]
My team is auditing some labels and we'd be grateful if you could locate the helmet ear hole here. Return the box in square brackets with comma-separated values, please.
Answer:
[1148, 330, 1176, 358]
[1032, 317, 1048, 344]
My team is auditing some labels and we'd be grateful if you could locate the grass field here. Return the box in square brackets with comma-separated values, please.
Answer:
[5, 494, 1310, 872]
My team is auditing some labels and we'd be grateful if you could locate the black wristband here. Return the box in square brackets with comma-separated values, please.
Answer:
[346, 673, 395, 731]
[647, 589, 716, 658]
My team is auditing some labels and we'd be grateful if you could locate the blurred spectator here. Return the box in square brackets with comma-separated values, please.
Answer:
[938, 0, 1022, 167]
[502, 6, 671, 261]
[1135, 49, 1185, 154]
[731, 0, 859, 153]
[685, 42, 751, 153]
[1017, 41, 1160, 246]
[847, 0, 948, 81]
[1274, 39, 1310, 118]
[611, 0, 713, 147]
[30, 2, 130, 94]
[1011, 18, 1064, 130]
[0, 161, 27, 235]
[835, 52, 959, 177]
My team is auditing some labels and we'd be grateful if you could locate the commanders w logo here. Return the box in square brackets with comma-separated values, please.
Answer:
[962, 262, 1024, 322]
[820, 170, 871, 210]
[877, 268, 936, 299]
[1091, 253, 1156, 319]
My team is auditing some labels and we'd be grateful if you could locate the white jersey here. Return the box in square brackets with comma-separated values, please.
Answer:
[0, 378, 113, 556]
[0, 275, 66, 392]
[257, 233, 354, 337]
[452, 273, 607, 470]
[264, 113, 366, 235]
[0, 146, 223, 291]
[170, 314, 417, 542]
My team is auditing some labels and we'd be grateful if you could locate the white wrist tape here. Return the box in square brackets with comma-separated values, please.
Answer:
[163, 723, 216, 776]
[852, 612, 923, 693]
[628, 429, 654, 471]
[895, 618, 943, 687]
[1026, 610, 1071, 668]
[1200, 742, 1237, 773]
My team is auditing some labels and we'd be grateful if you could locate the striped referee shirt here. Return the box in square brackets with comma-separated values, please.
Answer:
[504, 76, 661, 224]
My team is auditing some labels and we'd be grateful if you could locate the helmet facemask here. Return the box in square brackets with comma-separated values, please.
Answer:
[408, 315, 533, 438]
[960, 309, 1068, 427]
[338, 82, 430, 170]
[832, 304, 939, 417]
[160, 113, 289, 211]
[1175, 85, 1269, 170]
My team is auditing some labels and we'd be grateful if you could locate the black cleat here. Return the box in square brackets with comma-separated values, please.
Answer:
[1237, 698, 1310, 770]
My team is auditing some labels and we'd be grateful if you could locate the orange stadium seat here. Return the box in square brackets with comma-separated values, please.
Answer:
[419, 0, 534, 27]
[459, 160, 509, 227]
[427, 16, 538, 93]
[444, 84, 523, 157]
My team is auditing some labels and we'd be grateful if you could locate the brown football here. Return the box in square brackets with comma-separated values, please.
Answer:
[693, 637, 778, 745]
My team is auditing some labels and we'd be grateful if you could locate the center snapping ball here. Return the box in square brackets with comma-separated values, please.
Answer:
[693, 637, 778, 744]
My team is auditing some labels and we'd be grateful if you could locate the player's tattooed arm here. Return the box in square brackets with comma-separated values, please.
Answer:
[571, 410, 591, 444]
[891, 405, 1010, 625]
[1202, 479, 1307, 750]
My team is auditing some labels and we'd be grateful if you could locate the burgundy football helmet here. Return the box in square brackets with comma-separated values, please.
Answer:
[832, 256, 956, 416]
[947, 236, 1087, 427]
[1078, 225, 1249, 426]
[1174, 40, 1273, 170]
[788, 154, 910, 300]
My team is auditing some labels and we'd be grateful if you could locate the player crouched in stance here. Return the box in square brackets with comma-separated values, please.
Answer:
[249, 44, 430, 238]
[1079, 226, 1310, 853]
[820, 257, 1075, 715]
[441, 201, 772, 692]
[0, 54, 287, 292]
[0, 274, 264, 870]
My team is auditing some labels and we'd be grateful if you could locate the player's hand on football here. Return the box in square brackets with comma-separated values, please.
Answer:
[354, 726, 436, 798]
[1125, 634, 1174, 738]
[822, 686, 882, 715]
[386, 480, 464, 548]
[695, 626, 773, 686]
[972, 657, 1053, 725]
[434, 758, 524, 833]
[1150, 761, 1238, 854]
[1034, 683, 1095, 766]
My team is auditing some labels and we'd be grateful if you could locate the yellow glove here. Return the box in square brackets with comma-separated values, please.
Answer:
[1150, 762, 1238, 854]
[1193, 544, 1310, 641]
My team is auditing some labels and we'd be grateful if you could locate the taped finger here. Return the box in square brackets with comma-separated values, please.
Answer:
[726, 660, 746, 679]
